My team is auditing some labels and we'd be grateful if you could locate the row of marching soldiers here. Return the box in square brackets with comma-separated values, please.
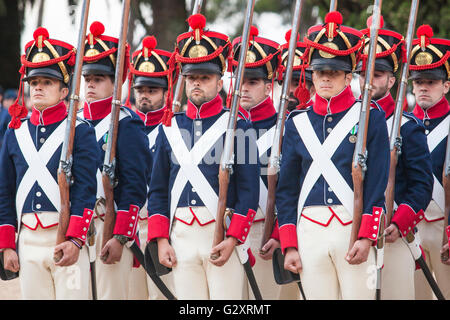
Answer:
[0, 9, 448, 300]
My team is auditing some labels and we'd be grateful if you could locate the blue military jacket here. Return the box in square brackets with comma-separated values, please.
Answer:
[147, 94, 260, 243]
[276, 86, 390, 252]
[0, 101, 98, 248]
[377, 93, 433, 236]
[413, 96, 450, 223]
[81, 96, 150, 239]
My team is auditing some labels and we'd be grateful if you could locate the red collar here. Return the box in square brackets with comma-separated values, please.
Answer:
[186, 94, 224, 120]
[413, 96, 450, 120]
[30, 101, 67, 126]
[376, 93, 395, 118]
[83, 96, 113, 121]
[135, 106, 166, 126]
[238, 96, 276, 122]
[313, 86, 356, 115]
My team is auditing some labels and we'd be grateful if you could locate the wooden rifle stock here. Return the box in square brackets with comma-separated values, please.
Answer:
[54, 0, 91, 263]
[171, 0, 204, 113]
[101, 0, 131, 257]
[385, 0, 419, 226]
[210, 0, 256, 259]
[349, 0, 382, 250]
[260, 0, 305, 252]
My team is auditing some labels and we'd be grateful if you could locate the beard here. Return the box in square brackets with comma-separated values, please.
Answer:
[137, 98, 163, 113]
[287, 93, 299, 112]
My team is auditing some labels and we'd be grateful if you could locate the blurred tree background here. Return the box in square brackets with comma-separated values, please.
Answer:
[0, 0, 448, 89]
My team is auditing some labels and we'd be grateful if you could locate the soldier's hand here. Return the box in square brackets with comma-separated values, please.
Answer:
[209, 237, 238, 267]
[100, 238, 124, 264]
[440, 242, 450, 265]
[346, 238, 372, 265]
[259, 238, 280, 260]
[54, 240, 81, 267]
[284, 247, 302, 274]
[157, 238, 177, 268]
[3, 248, 20, 273]
[385, 223, 400, 243]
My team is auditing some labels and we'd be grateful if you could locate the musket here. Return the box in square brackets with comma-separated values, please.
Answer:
[441, 119, 450, 262]
[54, 0, 91, 263]
[86, 221, 97, 300]
[170, 0, 204, 113]
[100, 0, 131, 254]
[329, 0, 338, 11]
[210, 0, 263, 300]
[260, 0, 305, 252]
[349, 0, 383, 250]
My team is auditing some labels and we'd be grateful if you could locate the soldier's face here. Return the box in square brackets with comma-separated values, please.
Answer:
[312, 70, 352, 99]
[83, 74, 114, 103]
[240, 78, 271, 111]
[185, 73, 223, 107]
[288, 77, 315, 111]
[28, 77, 68, 111]
[412, 79, 450, 109]
[134, 86, 166, 113]
[359, 70, 395, 100]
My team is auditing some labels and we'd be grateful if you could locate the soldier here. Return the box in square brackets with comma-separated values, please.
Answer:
[358, 16, 434, 299]
[230, 27, 283, 300]
[126, 35, 174, 300]
[147, 14, 260, 300]
[277, 11, 390, 300]
[278, 30, 315, 112]
[80, 21, 150, 300]
[409, 24, 450, 299]
[0, 27, 98, 299]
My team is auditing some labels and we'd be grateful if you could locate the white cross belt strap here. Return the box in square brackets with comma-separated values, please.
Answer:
[15, 120, 80, 231]
[426, 114, 450, 213]
[256, 125, 275, 217]
[386, 115, 410, 138]
[148, 124, 160, 150]
[293, 103, 361, 219]
[163, 112, 229, 229]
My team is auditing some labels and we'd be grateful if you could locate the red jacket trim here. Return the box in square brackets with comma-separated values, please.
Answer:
[269, 219, 280, 241]
[357, 207, 384, 243]
[279, 223, 298, 254]
[413, 96, 449, 120]
[65, 208, 94, 245]
[446, 225, 450, 250]
[30, 101, 67, 126]
[226, 209, 256, 244]
[113, 204, 140, 238]
[391, 204, 424, 237]
[185, 94, 224, 120]
[0, 225, 16, 250]
[147, 214, 170, 241]
[313, 85, 356, 116]
[301, 206, 353, 227]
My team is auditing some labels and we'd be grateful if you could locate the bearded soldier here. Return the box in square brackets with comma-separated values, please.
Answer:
[147, 14, 260, 300]
[127, 35, 174, 300]
[409, 24, 450, 300]
[0, 27, 98, 299]
[277, 11, 390, 300]
[358, 16, 433, 300]
[80, 21, 150, 300]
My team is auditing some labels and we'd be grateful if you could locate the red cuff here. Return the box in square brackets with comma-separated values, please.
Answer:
[358, 207, 384, 243]
[270, 219, 280, 241]
[147, 214, 170, 241]
[226, 209, 256, 243]
[113, 204, 140, 238]
[279, 224, 298, 254]
[0, 225, 16, 250]
[391, 204, 424, 237]
[66, 209, 94, 245]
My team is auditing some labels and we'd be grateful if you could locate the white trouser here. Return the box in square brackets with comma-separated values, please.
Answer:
[128, 219, 174, 300]
[381, 239, 415, 299]
[298, 206, 376, 300]
[170, 207, 246, 300]
[18, 212, 90, 300]
[414, 215, 450, 300]
[94, 215, 133, 300]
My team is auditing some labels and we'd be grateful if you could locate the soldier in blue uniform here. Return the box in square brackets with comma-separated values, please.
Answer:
[0, 27, 98, 299]
[147, 14, 260, 300]
[231, 26, 284, 299]
[358, 16, 434, 299]
[80, 21, 150, 300]
[127, 35, 175, 300]
[409, 24, 450, 299]
[276, 11, 390, 300]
